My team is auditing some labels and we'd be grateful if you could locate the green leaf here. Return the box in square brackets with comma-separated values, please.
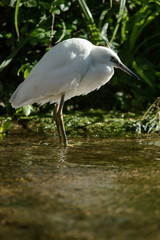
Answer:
[50, 6, 61, 14]
[22, 105, 33, 116]
[24, 65, 32, 78]
[0, 118, 11, 134]
[6, 33, 12, 39]
[133, 61, 152, 87]
[23, 0, 37, 7]
[39, 1, 52, 9]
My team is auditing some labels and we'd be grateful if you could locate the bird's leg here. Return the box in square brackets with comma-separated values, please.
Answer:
[58, 94, 68, 146]
[56, 94, 68, 147]
[54, 103, 62, 141]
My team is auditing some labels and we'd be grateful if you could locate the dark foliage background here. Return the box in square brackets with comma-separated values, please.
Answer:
[0, 0, 160, 115]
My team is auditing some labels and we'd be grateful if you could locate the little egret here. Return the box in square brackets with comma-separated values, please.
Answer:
[10, 38, 139, 146]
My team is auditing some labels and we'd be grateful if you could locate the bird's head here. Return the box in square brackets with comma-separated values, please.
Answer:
[93, 46, 139, 80]
[106, 48, 139, 80]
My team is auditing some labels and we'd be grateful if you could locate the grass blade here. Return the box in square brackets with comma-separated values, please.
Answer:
[78, 0, 100, 41]
[15, 0, 21, 40]
[78, 0, 94, 24]
[129, 5, 159, 51]
[0, 37, 28, 73]
[56, 20, 66, 44]
[110, 0, 126, 43]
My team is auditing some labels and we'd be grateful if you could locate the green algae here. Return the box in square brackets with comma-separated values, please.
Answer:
[0, 111, 141, 137]
[1, 108, 160, 137]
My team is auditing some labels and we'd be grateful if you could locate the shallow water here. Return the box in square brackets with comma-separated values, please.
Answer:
[0, 132, 160, 240]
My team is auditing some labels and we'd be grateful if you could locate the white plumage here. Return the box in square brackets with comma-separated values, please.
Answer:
[10, 38, 139, 145]
[10, 38, 116, 108]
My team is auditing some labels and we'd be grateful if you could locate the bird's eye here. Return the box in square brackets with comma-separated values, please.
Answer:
[110, 56, 119, 64]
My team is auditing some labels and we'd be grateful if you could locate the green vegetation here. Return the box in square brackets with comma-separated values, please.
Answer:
[0, 0, 160, 136]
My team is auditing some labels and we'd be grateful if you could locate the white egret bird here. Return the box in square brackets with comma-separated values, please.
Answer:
[10, 38, 139, 146]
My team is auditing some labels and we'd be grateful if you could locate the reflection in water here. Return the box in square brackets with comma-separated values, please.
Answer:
[0, 133, 160, 240]
[58, 147, 68, 163]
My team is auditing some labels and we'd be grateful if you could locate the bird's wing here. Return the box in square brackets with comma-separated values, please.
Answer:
[10, 39, 93, 108]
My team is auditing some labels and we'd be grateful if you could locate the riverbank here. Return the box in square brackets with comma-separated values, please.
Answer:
[1, 108, 159, 138]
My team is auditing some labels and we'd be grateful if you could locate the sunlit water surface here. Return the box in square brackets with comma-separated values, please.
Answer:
[0, 132, 160, 240]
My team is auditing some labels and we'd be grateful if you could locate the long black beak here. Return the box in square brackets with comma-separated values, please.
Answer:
[117, 62, 140, 80]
